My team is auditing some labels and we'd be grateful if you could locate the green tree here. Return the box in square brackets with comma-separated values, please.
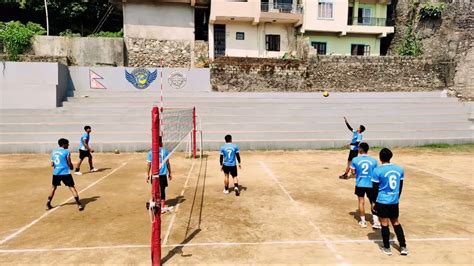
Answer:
[9, 0, 119, 36]
[0, 21, 46, 60]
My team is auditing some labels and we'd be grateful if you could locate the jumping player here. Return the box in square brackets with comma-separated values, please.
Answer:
[340, 117, 365, 179]
[372, 148, 408, 256]
[146, 137, 172, 213]
[350, 142, 381, 229]
[220, 135, 241, 196]
[47, 138, 84, 211]
[75, 125, 98, 175]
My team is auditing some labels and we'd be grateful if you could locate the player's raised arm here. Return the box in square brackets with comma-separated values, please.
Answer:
[344, 117, 353, 131]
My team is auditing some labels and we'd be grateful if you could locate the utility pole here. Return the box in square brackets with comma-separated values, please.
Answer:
[44, 0, 49, 35]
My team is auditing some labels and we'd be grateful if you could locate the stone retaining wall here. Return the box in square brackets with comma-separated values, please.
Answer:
[125, 38, 192, 68]
[211, 56, 451, 92]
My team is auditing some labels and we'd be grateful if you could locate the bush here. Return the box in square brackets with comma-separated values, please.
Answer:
[59, 29, 81, 37]
[397, 26, 423, 56]
[0, 21, 46, 61]
[88, 29, 123, 38]
[420, 2, 446, 19]
[26, 22, 47, 35]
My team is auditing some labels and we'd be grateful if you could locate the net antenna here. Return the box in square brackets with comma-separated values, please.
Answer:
[150, 106, 198, 265]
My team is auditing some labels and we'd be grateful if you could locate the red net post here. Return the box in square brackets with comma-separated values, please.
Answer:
[151, 107, 161, 266]
[192, 107, 197, 159]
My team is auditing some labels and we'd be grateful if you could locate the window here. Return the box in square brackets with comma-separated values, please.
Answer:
[318, 0, 333, 19]
[266, 35, 280, 51]
[357, 8, 372, 25]
[236, 32, 245, 40]
[311, 42, 327, 55]
[351, 44, 370, 56]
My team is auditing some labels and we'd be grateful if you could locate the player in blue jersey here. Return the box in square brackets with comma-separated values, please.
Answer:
[220, 135, 241, 196]
[350, 142, 380, 229]
[340, 117, 365, 179]
[372, 148, 408, 256]
[47, 138, 84, 211]
[146, 137, 172, 213]
[75, 125, 98, 175]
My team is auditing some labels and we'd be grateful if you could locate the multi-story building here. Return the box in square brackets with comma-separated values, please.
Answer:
[116, 0, 210, 41]
[209, 0, 303, 59]
[301, 0, 394, 56]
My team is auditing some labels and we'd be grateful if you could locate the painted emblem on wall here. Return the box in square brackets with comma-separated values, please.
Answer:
[168, 71, 187, 90]
[89, 70, 106, 89]
[125, 68, 157, 89]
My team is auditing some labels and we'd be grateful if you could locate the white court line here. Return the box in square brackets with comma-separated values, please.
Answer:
[0, 162, 128, 246]
[0, 237, 469, 253]
[258, 161, 346, 263]
[162, 161, 196, 245]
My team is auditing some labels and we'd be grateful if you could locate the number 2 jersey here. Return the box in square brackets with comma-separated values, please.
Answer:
[51, 148, 71, 175]
[371, 163, 405, 204]
[220, 143, 239, 167]
[350, 155, 378, 188]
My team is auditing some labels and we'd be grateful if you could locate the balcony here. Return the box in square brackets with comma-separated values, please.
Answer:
[347, 17, 395, 27]
[260, 3, 303, 14]
[346, 16, 395, 36]
[260, 3, 304, 25]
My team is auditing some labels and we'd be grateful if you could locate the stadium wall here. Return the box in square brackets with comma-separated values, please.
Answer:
[0, 62, 69, 109]
[32, 36, 124, 67]
[68, 66, 211, 92]
[210, 56, 453, 92]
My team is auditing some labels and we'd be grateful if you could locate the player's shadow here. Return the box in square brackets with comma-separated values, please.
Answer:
[367, 231, 396, 249]
[62, 196, 100, 208]
[349, 210, 375, 225]
[92, 168, 111, 173]
[161, 228, 201, 264]
[166, 196, 186, 208]
[80, 168, 112, 175]
[232, 185, 248, 194]
[194, 154, 209, 159]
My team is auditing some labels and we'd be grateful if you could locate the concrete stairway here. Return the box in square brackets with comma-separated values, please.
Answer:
[0, 90, 472, 153]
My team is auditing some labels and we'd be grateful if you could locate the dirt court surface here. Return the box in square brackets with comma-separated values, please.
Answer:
[0, 147, 473, 264]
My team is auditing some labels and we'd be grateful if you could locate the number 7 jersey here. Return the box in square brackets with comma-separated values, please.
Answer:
[220, 143, 239, 167]
[372, 163, 405, 204]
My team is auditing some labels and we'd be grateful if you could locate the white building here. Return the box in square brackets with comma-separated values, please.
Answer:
[209, 0, 303, 59]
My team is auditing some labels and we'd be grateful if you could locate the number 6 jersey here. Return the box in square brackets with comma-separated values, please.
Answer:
[372, 164, 405, 204]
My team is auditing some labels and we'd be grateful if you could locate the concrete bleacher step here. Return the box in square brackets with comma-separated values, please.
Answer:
[0, 90, 472, 153]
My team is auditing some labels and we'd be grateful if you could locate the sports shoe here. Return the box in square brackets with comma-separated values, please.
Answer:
[223, 189, 229, 195]
[234, 186, 240, 196]
[372, 223, 382, 229]
[358, 221, 368, 228]
[78, 204, 84, 211]
[74, 171, 83, 176]
[380, 246, 392, 256]
[339, 173, 348, 179]
[400, 247, 409, 256]
[90, 168, 98, 173]
[46, 202, 53, 210]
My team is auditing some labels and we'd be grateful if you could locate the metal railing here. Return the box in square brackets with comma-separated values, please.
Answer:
[261, 3, 304, 14]
[347, 17, 395, 26]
